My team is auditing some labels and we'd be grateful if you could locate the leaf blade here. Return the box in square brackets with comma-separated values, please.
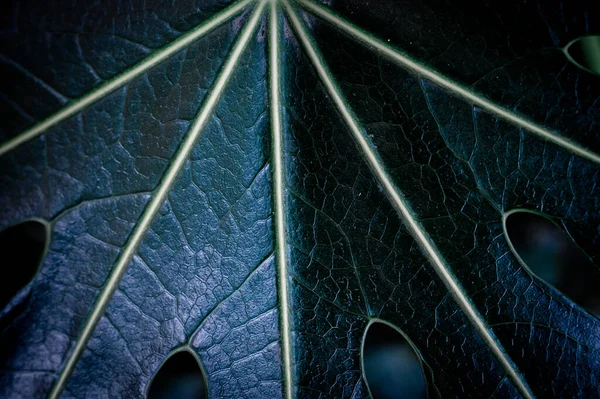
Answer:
[297, 0, 600, 166]
[282, 2, 535, 397]
[0, 0, 253, 157]
[47, 3, 267, 396]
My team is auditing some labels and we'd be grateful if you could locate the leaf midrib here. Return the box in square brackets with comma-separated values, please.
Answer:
[268, 2, 293, 398]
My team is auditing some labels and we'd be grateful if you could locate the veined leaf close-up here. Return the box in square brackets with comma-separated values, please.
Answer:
[1, 0, 599, 397]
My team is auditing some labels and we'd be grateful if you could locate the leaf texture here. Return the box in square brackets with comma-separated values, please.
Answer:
[0, 0, 598, 398]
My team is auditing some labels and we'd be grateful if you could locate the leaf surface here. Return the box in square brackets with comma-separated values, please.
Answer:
[0, 0, 599, 398]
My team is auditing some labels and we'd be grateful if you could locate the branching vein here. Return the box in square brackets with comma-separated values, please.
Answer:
[47, 2, 267, 397]
[0, 0, 253, 157]
[297, 0, 600, 166]
[282, 2, 535, 398]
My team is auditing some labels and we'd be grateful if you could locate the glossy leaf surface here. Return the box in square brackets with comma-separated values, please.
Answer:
[0, 0, 598, 398]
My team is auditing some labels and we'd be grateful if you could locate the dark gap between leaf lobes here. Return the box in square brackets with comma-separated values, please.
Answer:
[0, 220, 49, 310]
[565, 35, 600, 76]
[362, 321, 428, 399]
[505, 210, 600, 315]
[147, 349, 207, 399]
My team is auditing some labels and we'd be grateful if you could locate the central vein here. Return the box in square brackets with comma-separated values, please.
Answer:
[269, 2, 294, 399]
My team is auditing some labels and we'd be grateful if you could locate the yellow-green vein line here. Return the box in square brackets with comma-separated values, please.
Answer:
[47, 2, 267, 397]
[297, 0, 600, 166]
[269, 0, 293, 399]
[282, 2, 535, 398]
[269, 2, 294, 398]
[0, 0, 253, 157]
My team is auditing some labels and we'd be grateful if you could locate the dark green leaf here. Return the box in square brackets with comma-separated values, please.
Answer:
[1, 0, 598, 398]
